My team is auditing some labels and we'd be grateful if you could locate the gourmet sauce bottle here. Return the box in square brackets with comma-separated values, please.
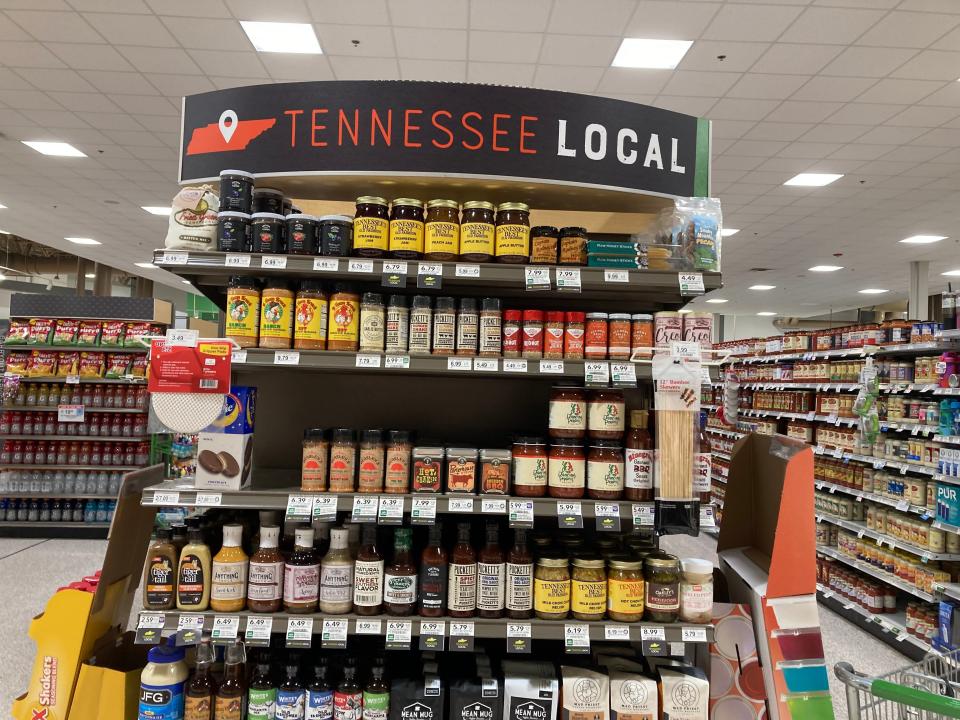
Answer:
[477, 522, 505, 618]
[624, 410, 653, 502]
[418, 524, 447, 617]
[383, 528, 417, 616]
[184, 638, 216, 720]
[447, 522, 477, 618]
[695, 410, 712, 503]
[505, 528, 534, 619]
[284, 526, 320, 613]
[176, 524, 211, 611]
[214, 640, 245, 720]
[142, 528, 176, 610]
[247, 524, 283, 613]
[210, 524, 248, 613]
[353, 525, 384, 615]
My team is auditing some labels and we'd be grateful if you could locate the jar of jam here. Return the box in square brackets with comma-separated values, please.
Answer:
[548, 439, 585, 498]
[588, 389, 625, 439]
[559, 227, 588, 265]
[565, 312, 585, 359]
[521, 310, 544, 359]
[549, 387, 586, 439]
[327, 284, 361, 352]
[587, 440, 624, 500]
[225, 276, 261, 348]
[585, 313, 609, 359]
[644, 553, 680, 623]
[495, 202, 530, 263]
[503, 310, 523, 358]
[389, 198, 425, 259]
[571, 556, 606, 621]
[543, 312, 565, 359]
[460, 201, 495, 262]
[608, 313, 632, 360]
[424, 199, 460, 261]
[530, 226, 558, 265]
[353, 196, 389, 257]
[534, 556, 570, 620]
[286, 214, 318, 255]
[513, 436, 548, 497]
[607, 557, 644, 622]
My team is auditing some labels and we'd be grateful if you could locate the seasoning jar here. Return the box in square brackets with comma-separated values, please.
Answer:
[358, 429, 385, 493]
[412, 446, 443, 492]
[446, 447, 478, 493]
[530, 226, 558, 265]
[460, 201, 495, 262]
[534, 556, 570, 620]
[542, 312, 565, 359]
[549, 387, 586, 439]
[513, 437, 548, 497]
[632, 314, 653, 357]
[495, 202, 530, 263]
[389, 198, 425, 259]
[353, 196, 389, 257]
[301, 428, 328, 491]
[644, 553, 680, 623]
[565, 312, 585, 359]
[585, 313, 609, 360]
[548, 439, 585, 498]
[559, 227, 588, 266]
[456, 298, 479, 356]
[359, 292, 386, 353]
[480, 449, 511, 494]
[479, 298, 502, 357]
[587, 440, 624, 500]
[502, 310, 523, 358]
[327, 284, 361, 352]
[386, 295, 409, 354]
[571, 556, 607, 621]
[432, 297, 456, 356]
[384, 430, 412, 493]
[328, 428, 357, 492]
[608, 313, 632, 360]
[424, 199, 460, 261]
[607, 557, 644, 622]
[522, 310, 544, 359]
[679, 558, 714, 624]
[259, 280, 295, 349]
[286, 214, 318, 255]
[294, 280, 327, 350]
[225, 276, 260, 348]
[409, 295, 433, 355]
[588, 389, 625, 439]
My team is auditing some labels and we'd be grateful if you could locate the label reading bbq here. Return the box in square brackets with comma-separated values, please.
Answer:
[625, 448, 653, 490]
[505, 562, 533, 611]
[477, 562, 505, 612]
[448, 562, 477, 612]
[391, 218, 424, 254]
[354, 217, 388, 252]
[177, 554, 205, 606]
[146, 553, 175, 606]
[693, 452, 711, 493]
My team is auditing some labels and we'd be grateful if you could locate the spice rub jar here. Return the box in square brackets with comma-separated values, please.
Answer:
[495, 202, 530, 263]
[389, 198, 424, 259]
[225, 276, 260, 349]
[353, 196, 389, 257]
[259, 280, 294, 349]
[424, 200, 460, 261]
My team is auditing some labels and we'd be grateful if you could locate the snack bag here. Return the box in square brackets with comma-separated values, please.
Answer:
[28, 319, 55, 345]
[165, 185, 219, 250]
[124, 322, 151, 348]
[52, 319, 79, 345]
[675, 197, 722, 272]
[29, 350, 58, 377]
[5, 320, 29, 345]
[77, 321, 102, 346]
[79, 352, 106, 378]
[130, 355, 149, 378]
[6, 351, 30, 374]
[56, 352, 80, 377]
[104, 353, 132, 379]
[100, 321, 126, 347]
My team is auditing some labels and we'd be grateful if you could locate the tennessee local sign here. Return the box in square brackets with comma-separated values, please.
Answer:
[180, 81, 709, 199]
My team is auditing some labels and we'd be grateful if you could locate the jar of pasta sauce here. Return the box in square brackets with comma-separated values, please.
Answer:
[549, 387, 586, 439]
[513, 437, 548, 497]
[588, 389, 625, 439]
[585, 313, 608, 359]
[587, 440, 624, 500]
[548, 439, 585, 498]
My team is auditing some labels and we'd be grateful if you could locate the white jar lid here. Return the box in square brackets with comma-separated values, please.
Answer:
[681, 557, 714, 576]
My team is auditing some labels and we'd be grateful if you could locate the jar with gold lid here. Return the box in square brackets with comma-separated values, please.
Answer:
[353, 196, 389, 257]
[389, 198, 424, 259]
[460, 201, 495, 262]
[534, 555, 570, 620]
[571, 556, 606, 620]
[495, 202, 530, 263]
[424, 199, 460, 261]
[644, 553, 680, 623]
[607, 557, 644, 622]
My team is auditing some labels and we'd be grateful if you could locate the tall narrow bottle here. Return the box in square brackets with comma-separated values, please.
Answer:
[183, 638, 216, 720]
[306, 661, 333, 720]
[477, 522, 505, 618]
[353, 525, 384, 615]
[276, 661, 306, 720]
[624, 410, 653, 502]
[694, 411, 712, 503]
[418, 524, 447, 618]
[320, 528, 354, 614]
[247, 658, 276, 720]
[383, 528, 417, 616]
[334, 660, 362, 720]
[211, 524, 248, 612]
[247, 524, 283, 612]
[284, 526, 320, 613]
[447, 522, 477, 618]
[143, 527, 177, 611]
[362, 659, 389, 720]
[506, 528, 533, 619]
[213, 640, 245, 720]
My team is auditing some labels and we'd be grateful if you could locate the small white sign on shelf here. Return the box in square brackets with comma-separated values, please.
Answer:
[385, 355, 410, 369]
[313, 257, 340, 272]
[348, 259, 374, 273]
[261, 255, 287, 269]
[539, 360, 564, 374]
[447, 357, 472, 371]
[356, 354, 382, 368]
[604, 269, 629, 283]
[455, 264, 480, 278]
[165, 328, 199, 348]
[473, 358, 498, 372]
[555, 268, 581, 291]
[503, 359, 528, 373]
[225, 254, 251, 268]
[274, 351, 300, 366]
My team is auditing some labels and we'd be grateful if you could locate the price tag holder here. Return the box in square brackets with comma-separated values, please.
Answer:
[162, 251, 189, 265]
[245, 615, 273, 647]
[165, 328, 199, 348]
[356, 354, 382, 369]
[681, 626, 708, 643]
[378, 495, 404, 525]
[312, 495, 338, 522]
[356, 619, 382, 635]
[611, 362, 637, 385]
[152, 491, 180, 506]
[506, 623, 531, 654]
[557, 501, 583, 529]
[351, 495, 379, 523]
[386, 620, 412, 650]
[604, 625, 631, 641]
[595, 503, 621, 532]
[539, 360, 564, 374]
[832, 447, 844, 459]
[286, 494, 313, 521]
[385, 355, 410, 370]
[313, 257, 339, 272]
[896, 499, 910, 512]
[419, 620, 445, 651]
[509, 500, 535, 528]
[321, 618, 348, 649]
[58, 404, 84, 423]
[555, 267, 581, 292]
[473, 358, 498, 372]
[382, 261, 408, 288]
[670, 341, 701, 361]
[482, 498, 507, 514]
[274, 350, 300, 366]
[349, 259, 374, 274]
[256, 254, 287, 269]
[632, 503, 655, 528]
[175, 614, 205, 647]
[65, 374, 80, 384]
[231, 349, 247, 364]
[564, 623, 591, 654]
[679, 273, 705, 296]
[211, 615, 240, 643]
[286, 617, 313, 649]
[449, 621, 475, 652]
[449, 497, 475, 514]
[604, 269, 629, 283]
[585, 361, 610, 385]
[455, 264, 480, 278]
[411, 496, 437, 525]
[525, 266, 550, 291]
[447, 357, 472, 372]
[135, 613, 165, 645]
[641, 626, 667, 642]
[195, 492, 221, 507]
[503, 359, 528, 373]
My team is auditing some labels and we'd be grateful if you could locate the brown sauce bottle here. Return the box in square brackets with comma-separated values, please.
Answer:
[384, 528, 417, 616]
[247, 524, 283, 613]
[506, 528, 534, 619]
[447, 522, 477, 618]
[353, 524, 384, 615]
[624, 410, 654, 501]
[477, 522, 505, 619]
[418, 524, 447, 618]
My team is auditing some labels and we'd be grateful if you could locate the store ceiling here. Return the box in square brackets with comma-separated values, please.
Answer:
[0, 0, 958, 314]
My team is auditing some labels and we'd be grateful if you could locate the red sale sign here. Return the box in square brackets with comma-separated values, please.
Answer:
[147, 339, 232, 394]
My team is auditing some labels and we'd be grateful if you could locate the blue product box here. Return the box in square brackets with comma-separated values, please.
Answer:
[936, 483, 960, 526]
[207, 385, 256, 434]
[937, 600, 960, 652]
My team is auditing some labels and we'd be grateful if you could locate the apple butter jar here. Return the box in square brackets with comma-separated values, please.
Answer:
[495, 202, 530, 263]
[353, 196, 389, 257]
[460, 201, 495, 261]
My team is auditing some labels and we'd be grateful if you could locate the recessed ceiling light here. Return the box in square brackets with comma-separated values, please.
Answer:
[141, 206, 172, 216]
[900, 235, 947, 244]
[749, 284, 775, 290]
[84, 273, 95, 279]
[784, 173, 843, 187]
[809, 265, 843, 272]
[859, 288, 888, 294]
[943, 269, 960, 277]
[611, 38, 693, 69]
[134, 262, 156, 269]
[240, 21, 322, 54]
[705, 298, 728, 304]
[65, 237, 100, 245]
[22, 140, 86, 157]
[721, 228, 739, 237]
[757, 312, 777, 316]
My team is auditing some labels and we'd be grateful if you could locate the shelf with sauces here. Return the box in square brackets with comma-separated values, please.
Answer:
[816, 545, 935, 602]
[813, 514, 960, 561]
[728, 341, 957, 365]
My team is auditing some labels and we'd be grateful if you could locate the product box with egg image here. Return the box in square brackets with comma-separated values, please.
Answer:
[195, 385, 256, 490]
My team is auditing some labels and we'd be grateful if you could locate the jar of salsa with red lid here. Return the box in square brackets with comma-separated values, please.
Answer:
[513, 437, 547, 497]
[548, 439, 585, 498]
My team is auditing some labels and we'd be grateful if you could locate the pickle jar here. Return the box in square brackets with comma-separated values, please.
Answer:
[644, 553, 680, 623]
[607, 557, 644, 622]
[571, 556, 607, 621]
[534, 556, 570, 620]
[495, 202, 530, 263]
[460, 201, 495, 262]
[424, 199, 460, 261]
[389, 198, 424, 259]
[353, 196, 389, 257]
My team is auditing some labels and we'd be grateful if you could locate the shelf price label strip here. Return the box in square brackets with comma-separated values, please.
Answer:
[245, 615, 273, 647]
[419, 620, 446, 651]
[564, 623, 590, 654]
[386, 620, 413, 650]
[506, 622, 531, 654]
[449, 621, 475, 652]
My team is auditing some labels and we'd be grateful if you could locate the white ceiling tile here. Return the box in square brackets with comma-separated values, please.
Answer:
[84, 14, 178, 47]
[726, 73, 810, 100]
[547, 0, 635, 36]
[652, 95, 716, 116]
[107, 94, 178, 115]
[0, 89, 60, 109]
[881, 145, 950, 162]
[103, 129, 162, 146]
[14, 67, 97, 92]
[313, 25, 396, 57]
[886, 105, 960, 127]
[623, 1, 720, 38]
[399, 59, 465, 82]
[257, 54, 334, 81]
[44, 42, 135, 72]
[469, 0, 551, 32]
[603, 93, 657, 105]
[596, 68, 671, 95]
[708, 97, 780, 120]
[21, 108, 88, 127]
[799, 124, 870, 142]
[69, 0, 150, 10]
[820, 47, 919, 78]
[899, 0, 960, 11]
[116, 47, 201, 76]
[753, 156, 816, 172]
[146, 0, 230, 18]
[144, 73, 217, 96]
[48, 90, 121, 112]
[394, 27, 466, 60]
[0, 68, 33, 90]
[703, 4, 802, 41]
[857, 12, 960, 49]
[0, 0, 70, 8]
[0, 11, 31, 39]
[856, 78, 944, 104]
[910, 127, 960, 146]
[780, 7, 886, 44]
[714, 155, 764, 170]
[727, 139, 789, 156]
[131, 114, 180, 132]
[159, 17, 249, 52]
[676, 41, 769, 73]
[891, 50, 960, 82]
[791, 76, 876, 103]
[209, 76, 273, 90]
[469, 31, 541, 63]
[306, 0, 388, 25]
[387, 0, 467, 28]
[0, 108, 30, 125]
[538, 35, 620, 67]
[186, 50, 268, 79]
[825, 103, 903, 124]
[533, 65, 604, 93]
[0, 41, 65, 68]
[75, 111, 143, 130]
[226, 0, 310, 21]
[749, 43, 843, 75]
[777, 142, 843, 159]
[79, 70, 156, 95]
[659, 70, 740, 97]
[855, 125, 928, 144]
[467, 62, 535, 86]
[743, 122, 813, 141]
[327, 56, 400, 80]
[5, 10, 104, 42]
[765, 101, 844, 123]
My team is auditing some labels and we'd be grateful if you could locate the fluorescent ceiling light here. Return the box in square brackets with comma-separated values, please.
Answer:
[749, 284, 775, 290]
[784, 173, 843, 187]
[240, 21, 322, 54]
[757, 312, 777, 316]
[809, 265, 843, 272]
[84, 273, 95, 279]
[182, 280, 192, 284]
[942, 269, 960, 277]
[0, 204, 7, 209]
[0, 273, 6, 281]
[900, 234, 947, 244]
[612, 38, 693, 69]
[22, 140, 86, 157]
[705, 298, 728, 304]
[65, 237, 100, 245]
[721, 228, 739, 237]
[678, 309, 692, 314]
[141, 206, 172, 216]
[134, 262, 156, 269]
[859, 288, 888, 294]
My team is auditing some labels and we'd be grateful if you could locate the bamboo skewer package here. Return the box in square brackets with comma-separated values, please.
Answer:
[652, 351, 703, 501]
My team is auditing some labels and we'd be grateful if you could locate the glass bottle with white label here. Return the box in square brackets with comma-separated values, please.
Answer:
[320, 528, 353, 614]
[694, 410, 712, 503]
[447, 522, 477, 618]
[624, 410, 653, 502]
[247, 525, 282, 613]
[477, 522, 505, 618]
[210, 524, 248, 613]
[384, 528, 417, 616]
[506, 528, 533, 619]
[284, 526, 320, 614]
[353, 525, 384, 615]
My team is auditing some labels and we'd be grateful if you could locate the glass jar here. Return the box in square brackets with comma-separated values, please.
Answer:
[258, 280, 294, 349]
[644, 553, 680, 623]
[503, 310, 523, 358]
[548, 439, 585, 498]
[460, 201, 495, 262]
[409, 295, 433, 355]
[225, 276, 260, 348]
[608, 313, 632, 360]
[389, 198, 424, 259]
[384, 430, 412, 493]
[251, 212, 284, 254]
[432, 297, 456, 356]
[534, 556, 570, 620]
[530, 226, 558, 265]
[424, 199, 460, 261]
[217, 211, 250, 252]
[587, 440, 624, 500]
[318, 214, 353, 256]
[456, 298, 479, 356]
[679, 558, 713, 624]
[495, 202, 530, 263]
[571, 557, 606, 621]
[564, 312, 585, 359]
[294, 280, 327, 350]
[543, 312, 565, 359]
[607, 557, 644, 622]
[357, 429, 385, 493]
[286, 214, 318, 255]
[359, 292, 386, 353]
[549, 387, 586, 439]
[559, 227, 588, 265]
[585, 313, 609, 360]
[301, 428, 328, 491]
[327, 284, 361, 352]
[521, 310, 544, 359]
[479, 298, 502, 357]
[328, 428, 357, 492]
[353, 196, 389, 257]
[386, 295, 409, 354]
[512, 436, 548, 497]
[588, 389, 625, 439]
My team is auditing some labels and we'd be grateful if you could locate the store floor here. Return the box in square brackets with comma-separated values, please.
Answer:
[0, 534, 910, 719]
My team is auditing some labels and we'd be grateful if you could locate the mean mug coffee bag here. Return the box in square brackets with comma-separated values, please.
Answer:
[504, 662, 558, 720]
[389, 675, 445, 720]
[449, 676, 503, 720]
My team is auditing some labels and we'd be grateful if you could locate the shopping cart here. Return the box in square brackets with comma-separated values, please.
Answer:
[836, 654, 960, 719]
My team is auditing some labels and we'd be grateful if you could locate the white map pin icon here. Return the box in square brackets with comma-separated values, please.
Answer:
[219, 109, 238, 144]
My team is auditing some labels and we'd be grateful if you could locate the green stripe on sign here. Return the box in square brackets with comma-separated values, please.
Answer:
[694, 117, 710, 198]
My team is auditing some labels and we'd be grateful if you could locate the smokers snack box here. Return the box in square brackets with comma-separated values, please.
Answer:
[195, 385, 256, 491]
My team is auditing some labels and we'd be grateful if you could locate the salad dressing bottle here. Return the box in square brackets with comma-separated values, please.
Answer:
[176, 524, 212, 611]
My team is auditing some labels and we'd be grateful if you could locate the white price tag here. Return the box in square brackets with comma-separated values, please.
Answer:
[679, 273, 705, 295]
[447, 357, 472, 371]
[448, 497, 474, 513]
[286, 617, 313, 642]
[152, 491, 180, 505]
[564, 623, 590, 649]
[611, 362, 637, 384]
[585, 361, 610, 384]
[481, 498, 507, 514]
[138, 613, 165, 629]
[702, 367, 713, 385]
[385, 355, 410, 369]
[356, 620, 382, 635]
[681, 626, 708, 643]
[832, 447, 844, 459]
[286, 495, 313, 518]
[896, 499, 910, 512]
[450, 622, 474, 637]
[349, 259, 374, 273]
[212, 615, 239, 641]
[503, 359, 528, 373]
[162, 251, 188, 265]
[378, 495, 404, 522]
[557, 502, 582, 518]
[386, 620, 412, 644]
[473, 358, 498, 372]
[245, 615, 273, 642]
[507, 623, 532, 638]
[383, 261, 408, 275]
[274, 350, 300, 365]
[195, 492, 221, 507]
[604, 625, 631, 641]
[509, 500, 534, 525]
[352, 495, 378, 521]
[313, 257, 340, 272]
[539, 360, 564, 374]
[225, 253, 251, 267]
[58, 404, 85, 423]
[525, 266, 550, 289]
[322, 618, 348, 644]
[604, 269, 629, 283]
[632, 503, 655, 527]
[261, 255, 287, 269]
[670, 341, 702, 361]
[418, 262, 442, 277]
[165, 328, 199, 348]
[640, 626, 666, 641]
[231, 349, 247, 364]
[420, 621, 445, 636]
[455, 264, 480, 278]
[65, 375, 80, 384]
[555, 267, 581, 291]
[595, 502, 620, 518]
[356, 354, 382, 368]
[177, 614, 205, 632]
[312, 495, 338, 521]
[411, 496, 437, 522]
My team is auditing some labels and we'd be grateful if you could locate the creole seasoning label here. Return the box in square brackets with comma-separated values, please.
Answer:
[495, 224, 529, 257]
[390, 218, 424, 254]
[572, 580, 606, 615]
[608, 578, 644, 614]
[225, 290, 259, 339]
[328, 298, 359, 343]
[260, 294, 293, 339]
[461, 222, 494, 256]
[424, 221, 459, 255]
[533, 578, 570, 614]
[353, 216, 388, 251]
[294, 297, 328, 342]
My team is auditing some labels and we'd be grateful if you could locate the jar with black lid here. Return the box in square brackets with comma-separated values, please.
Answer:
[318, 214, 353, 256]
[251, 212, 285, 254]
[559, 227, 588, 266]
[460, 201, 495, 262]
[495, 202, 530, 263]
[353, 196, 389, 257]
[530, 226, 559, 265]
[252, 187, 284, 214]
[217, 211, 250, 252]
[389, 198, 425, 259]
[424, 199, 460, 261]
[286, 214, 318, 255]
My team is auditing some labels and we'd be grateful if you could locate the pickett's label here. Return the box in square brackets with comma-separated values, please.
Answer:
[448, 562, 477, 612]
[625, 448, 653, 490]
[460, 222, 494, 255]
[295, 297, 328, 342]
[354, 216, 388, 250]
[433, 311, 456, 351]
[477, 562, 505, 611]
[354, 560, 385, 606]
[587, 460, 623, 492]
[505, 562, 533, 610]
[211, 560, 247, 600]
[390, 218, 425, 254]
[425, 221, 459, 254]
[260, 294, 293, 339]
[479, 316, 502, 353]
[495, 224, 529, 257]
[225, 290, 260, 338]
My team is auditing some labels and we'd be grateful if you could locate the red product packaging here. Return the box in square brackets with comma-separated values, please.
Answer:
[28, 319, 54, 345]
[79, 352, 106, 378]
[522, 309, 544, 355]
[100, 321, 126, 346]
[77, 321, 102, 346]
[148, 339, 232, 394]
[502, 310, 522, 356]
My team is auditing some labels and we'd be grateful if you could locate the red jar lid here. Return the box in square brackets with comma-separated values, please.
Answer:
[504, 309, 523, 322]
[566, 311, 585, 323]
[546, 311, 565, 323]
[523, 309, 544, 322]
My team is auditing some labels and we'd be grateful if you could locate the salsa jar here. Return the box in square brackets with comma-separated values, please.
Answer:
[225, 276, 260, 348]
[327, 284, 360, 352]
[460, 201, 495, 261]
[548, 439, 585, 498]
[587, 389, 625, 439]
[549, 386, 586, 439]
[495, 202, 530, 263]
[353, 196, 389, 257]
[607, 557, 644, 622]
[571, 556, 606, 621]
[644, 553, 680, 623]
[259, 280, 294, 349]
[513, 436, 547, 497]
[608, 313, 632, 360]
[389, 198, 425, 259]
[587, 440, 624, 500]
[293, 280, 327, 350]
[286, 213, 318, 255]
[585, 313, 609, 359]
[424, 199, 460, 261]
[534, 556, 570, 620]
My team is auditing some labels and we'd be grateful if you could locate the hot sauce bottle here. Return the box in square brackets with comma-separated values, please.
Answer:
[624, 410, 654, 502]
[477, 522, 505, 618]
[506, 528, 534, 619]
[353, 525, 384, 616]
[447, 522, 477, 618]
[418, 524, 447, 618]
[334, 660, 362, 720]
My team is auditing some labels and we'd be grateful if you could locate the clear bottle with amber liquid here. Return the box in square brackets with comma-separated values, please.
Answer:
[283, 526, 320, 614]
[214, 640, 245, 720]
[505, 528, 533, 619]
[353, 525, 384, 615]
[384, 528, 417, 616]
[247, 524, 282, 613]
[184, 638, 217, 720]
[694, 410, 712, 503]
[624, 410, 653, 501]
[447, 522, 477, 618]
[418, 524, 447, 618]
[477, 522, 505, 618]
